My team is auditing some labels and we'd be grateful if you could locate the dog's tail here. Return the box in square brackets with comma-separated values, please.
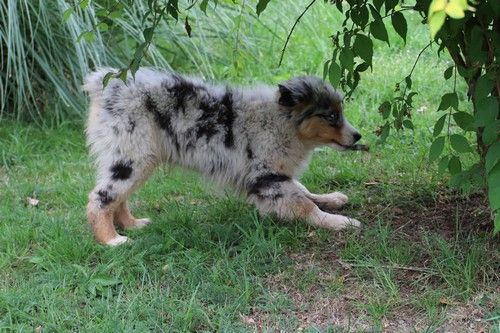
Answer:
[82, 67, 118, 99]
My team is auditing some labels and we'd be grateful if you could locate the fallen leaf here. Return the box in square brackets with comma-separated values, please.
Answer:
[28, 197, 39, 206]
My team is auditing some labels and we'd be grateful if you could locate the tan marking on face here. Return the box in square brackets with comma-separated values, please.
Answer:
[297, 117, 345, 145]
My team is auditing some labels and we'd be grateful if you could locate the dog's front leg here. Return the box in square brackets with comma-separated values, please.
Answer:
[248, 176, 360, 230]
[293, 180, 348, 212]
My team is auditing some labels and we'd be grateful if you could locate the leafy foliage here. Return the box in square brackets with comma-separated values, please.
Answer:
[3, 0, 499, 230]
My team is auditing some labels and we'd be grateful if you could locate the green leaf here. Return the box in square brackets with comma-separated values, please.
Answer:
[79, 0, 89, 10]
[474, 97, 499, 127]
[407, 92, 418, 106]
[429, 10, 446, 38]
[378, 122, 390, 143]
[485, 141, 500, 173]
[322, 60, 331, 81]
[109, 10, 122, 19]
[438, 92, 458, 111]
[102, 72, 115, 88]
[373, 0, 384, 11]
[353, 34, 373, 65]
[370, 19, 390, 45]
[391, 11, 407, 43]
[118, 69, 127, 83]
[403, 119, 414, 129]
[405, 76, 412, 89]
[185, 16, 192, 37]
[429, 136, 445, 162]
[379, 101, 391, 119]
[445, 0, 465, 18]
[385, 0, 399, 13]
[474, 74, 494, 101]
[351, 5, 369, 26]
[488, 162, 500, 189]
[448, 155, 462, 175]
[433, 114, 447, 136]
[63, 7, 74, 22]
[487, 163, 500, 210]
[355, 62, 370, 72]
[78, 31, 95, 43]
[328, 61, 341, 88]
[167, 0, 179, 20]
[483, 121, 499, 145]
[339, 48, 354, 73]
[143, 27, 155, 42]
[452, 111, 474, 131]
[438, 155, 450, 174]
[443, 66, 453, 80]
[256, 0, 271, 16]
[200, 0, 209, 13]
[450, 134, 472, 153]
[97, 22, 108, 32]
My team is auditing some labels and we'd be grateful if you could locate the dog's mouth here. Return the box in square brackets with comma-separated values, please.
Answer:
[329, 141, 369, 152]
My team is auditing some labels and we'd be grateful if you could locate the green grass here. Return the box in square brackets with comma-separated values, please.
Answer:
[1, 0, 499, 331]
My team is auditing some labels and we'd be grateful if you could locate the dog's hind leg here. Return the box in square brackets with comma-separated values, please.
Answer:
[293, 180, 348, 212]
[87, 156, 157, 246]
[248, 176, 360, 230]
[87, 188, 126, 246]
[114, 201, 151, 230]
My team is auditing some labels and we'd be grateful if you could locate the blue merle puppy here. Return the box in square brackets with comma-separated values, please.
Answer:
[84, 68, 363, 246]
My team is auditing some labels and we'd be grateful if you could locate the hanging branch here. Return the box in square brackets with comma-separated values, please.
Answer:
[277, 0, 317, 67]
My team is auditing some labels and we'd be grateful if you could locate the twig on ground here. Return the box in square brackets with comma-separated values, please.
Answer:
[337, 259, 437, 275]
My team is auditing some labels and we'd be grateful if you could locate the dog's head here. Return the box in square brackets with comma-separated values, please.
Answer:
[278, 76, 361, 151]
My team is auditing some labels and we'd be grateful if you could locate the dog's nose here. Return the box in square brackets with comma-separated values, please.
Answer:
[353, 133, 362, 143]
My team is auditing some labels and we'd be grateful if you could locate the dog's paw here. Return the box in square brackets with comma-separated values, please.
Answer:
[326, 192, 348, 206]
[105, 235, 129, 246]
[314, 192, 349, 211]
[316, 213, 361, 230]
[343, 217, 361, 228]
[124, 218, 151, 230]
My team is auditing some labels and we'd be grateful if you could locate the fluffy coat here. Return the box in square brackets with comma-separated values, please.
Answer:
[84, 68, 362, 245]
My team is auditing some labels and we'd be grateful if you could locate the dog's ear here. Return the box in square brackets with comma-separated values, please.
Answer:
[278, 84, 296, 107]
[278, 77, 314, 108]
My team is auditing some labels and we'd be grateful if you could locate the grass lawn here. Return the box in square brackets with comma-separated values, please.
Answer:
[1, 1, 499, 331]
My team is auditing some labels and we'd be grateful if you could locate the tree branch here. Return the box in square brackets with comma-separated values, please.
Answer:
[278, 0, 317, 67]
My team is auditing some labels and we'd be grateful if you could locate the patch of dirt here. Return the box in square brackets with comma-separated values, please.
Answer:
[240, 252, 497, 332]
[239, 192, 498, 332]
[362, 190, 493, 240]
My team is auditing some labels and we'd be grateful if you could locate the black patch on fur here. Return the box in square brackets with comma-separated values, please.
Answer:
[127, 117, 136, 133]
[97, 189, 113, 206]
[196, 99, 220, 141]
[145, 92, 174, 136]
[104, 84, 122, 116]
[247, 173, 290, 200]
[112, 126, 120, 135]
[110, 159, 133, 180]
[166, 75, 198, 111]
[221, 90, 235, 148]
[194, 89, 236, 148]
[246, 144, 254, 160]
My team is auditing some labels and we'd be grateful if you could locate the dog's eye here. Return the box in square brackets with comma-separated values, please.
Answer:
[319, 113, 342, 127]
[322, 113, 337, 123]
